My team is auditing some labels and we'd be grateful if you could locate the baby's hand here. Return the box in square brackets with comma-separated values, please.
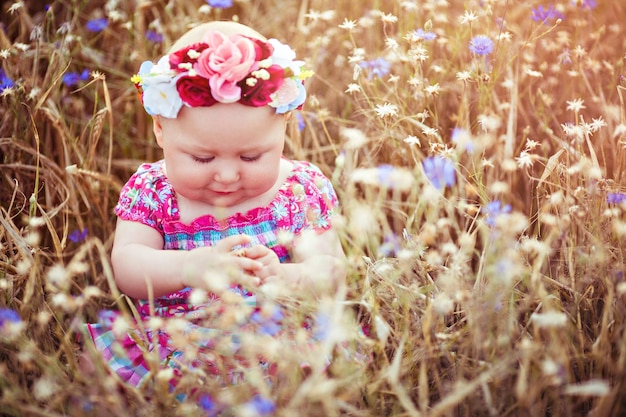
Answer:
[181, 234, 263, 291]
[241, 244, 285, 284]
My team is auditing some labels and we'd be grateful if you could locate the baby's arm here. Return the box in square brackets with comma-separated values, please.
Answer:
[111, 219, 263, 299]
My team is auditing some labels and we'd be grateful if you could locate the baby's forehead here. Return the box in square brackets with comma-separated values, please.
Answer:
[168, 21, 266, 52]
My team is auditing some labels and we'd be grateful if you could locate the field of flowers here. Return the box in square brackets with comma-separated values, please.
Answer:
[2, 0, 626, 415]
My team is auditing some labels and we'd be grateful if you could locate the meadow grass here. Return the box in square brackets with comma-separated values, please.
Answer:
[1, 0, 626, 415]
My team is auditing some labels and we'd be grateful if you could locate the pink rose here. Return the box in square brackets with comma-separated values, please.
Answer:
[194, 31, 257, 103]
[239, 65, 285, 107]
[176, 76, 217, 107]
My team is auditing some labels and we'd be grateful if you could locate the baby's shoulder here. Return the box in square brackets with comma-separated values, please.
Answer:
[280, 160, 336, 201]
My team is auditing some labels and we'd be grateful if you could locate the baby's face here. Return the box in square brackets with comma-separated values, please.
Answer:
[154, 103, 287, 210]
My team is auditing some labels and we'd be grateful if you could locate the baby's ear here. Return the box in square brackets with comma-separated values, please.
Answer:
[152, 116, 165, 148]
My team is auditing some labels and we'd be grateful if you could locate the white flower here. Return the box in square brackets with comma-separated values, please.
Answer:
[459, 10, 478, 24]
[566, 98, 585, 112]
[339, 18, 357, 30]
[403, 135, 420, 146]
[374, 103, 399, 118]
[345, 83, 360, 93]
[139, 57, 183, 118]
[268, 39, 303, 76]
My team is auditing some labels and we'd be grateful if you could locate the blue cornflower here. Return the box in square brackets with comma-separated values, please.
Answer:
[379, 232, 402, 257]
[250, 306, 284, 336]
[0, 68, 14, 91]
[62, 69, 90, 88]
[482, 200, 512, 226]
[451, 127, 474, 153]
[295, 112, 306, 131]
[244, 395, 275, 416]
[145, 30, 163, 44]
[358, 57, 391, 80]
[422, 156, 456, 190]
[413, 28, 437, 41]
[85, 18, 108, 33]
[607, 192, 626, 205]
[313, 312, 331, 341]
[0, 308, 21, 327]
[199, 394, 217, 416]
[68, 228, 88, 243]
[531, 5, 564, 25]
[206, 0, 233, 8]
[468, 35, 495, 56]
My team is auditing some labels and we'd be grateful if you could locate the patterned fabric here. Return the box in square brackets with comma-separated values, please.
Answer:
[86, 158, 339, 388]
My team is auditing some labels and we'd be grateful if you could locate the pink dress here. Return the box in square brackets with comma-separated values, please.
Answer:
[86, 159, 338, 388]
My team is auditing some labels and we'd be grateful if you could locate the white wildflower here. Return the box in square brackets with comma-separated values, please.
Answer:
[422, 126, 439, 137]
[525, 138, 540, 150]
[385, 38, 399, 50]
[516, 150, 535, 169]
[425, 83, 441, 96]
[456, 71, 472, 81]
[345, 83, 360, 93]
[14, 42, 30, 51]
[477, 114, 502, 132]
[379, 12, 398, 23]
[566, 98, 585, 112]
[340, 127, 368, 149]
[589, 117, 606, 132]
[459, 10, 478, 24]
[338, 18, 357, 30]
[403, 135, 420, 146]
[0, 49, 10, 59]
[374, 103, 399, 118]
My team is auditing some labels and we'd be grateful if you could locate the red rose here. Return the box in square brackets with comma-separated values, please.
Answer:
[169, 42, 209, 71]
[176, 76, 217, 107]
[239, 65, 285, 107]
[248, 37, 274, 61]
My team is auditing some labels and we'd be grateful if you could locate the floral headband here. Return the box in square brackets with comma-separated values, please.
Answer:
[131, 30, 313, 118]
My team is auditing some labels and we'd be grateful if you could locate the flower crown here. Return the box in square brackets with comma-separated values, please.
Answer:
[131, 30, 313, 118]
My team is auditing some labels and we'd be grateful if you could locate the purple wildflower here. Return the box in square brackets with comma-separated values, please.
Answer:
[469, 35, 495, 56]
[68, 228, 88, 243]
[607, 192, 626, 205]
[295, 112, 306, 131]
[422, 156, 456, 190]
[250, 306, 284, 336]
[199, 394, 217, 416]
[145, 30, 163, 44]
[0, 68, 14, 91]
[413, 28, 437, 41]
[482, 200, 512, 226]
[245, 395, 275, 416]
[531, 5, 564, 25]
[206, 0, 233, 8]
[62, 70, 90, 88]
[85, 18, 108, 33]
[313, 312, 331, 341]
[0, 308, 21, 327]
[358, 57, 391, 80]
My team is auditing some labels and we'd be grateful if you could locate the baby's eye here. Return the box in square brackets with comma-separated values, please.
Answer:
[192, 155, 215, 164]
[240, 155, 261, 162]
